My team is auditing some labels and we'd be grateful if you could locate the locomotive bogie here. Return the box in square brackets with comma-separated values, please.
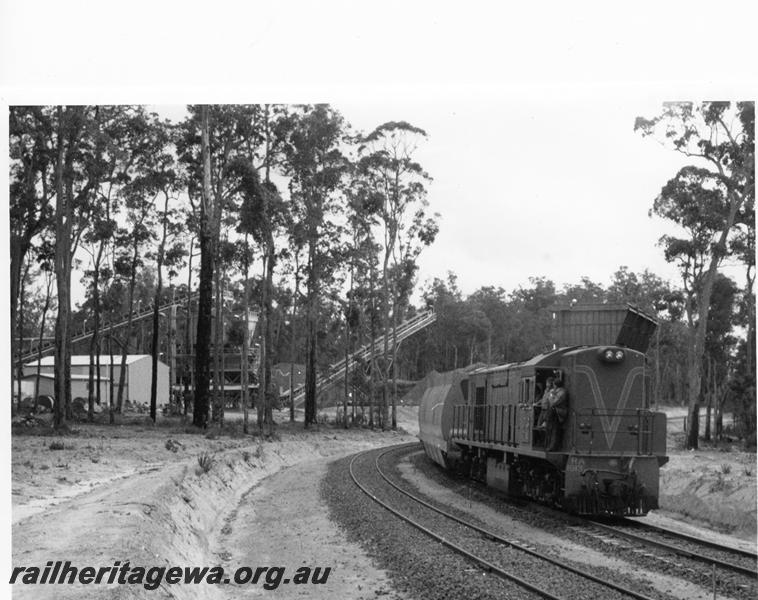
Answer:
[486, 456, 516, 495]
[563, 454, 661, 515]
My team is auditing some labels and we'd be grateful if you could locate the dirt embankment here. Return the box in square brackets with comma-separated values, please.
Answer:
[11, 419, 415, 600]
[655, 406, 757, 540]
[657, 446, 757, 539]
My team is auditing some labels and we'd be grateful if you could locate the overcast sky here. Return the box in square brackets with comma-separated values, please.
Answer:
[337, 96, 696, 296]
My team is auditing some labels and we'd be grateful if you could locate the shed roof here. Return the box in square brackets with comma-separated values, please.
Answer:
[25, 355, 156, 368]
[21, 373, 110, 381]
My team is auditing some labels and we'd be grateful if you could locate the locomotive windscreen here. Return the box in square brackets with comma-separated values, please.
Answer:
[552, 304, 657, 352]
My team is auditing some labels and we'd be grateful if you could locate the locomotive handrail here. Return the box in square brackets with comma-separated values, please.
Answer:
[451, 403, 519, 448]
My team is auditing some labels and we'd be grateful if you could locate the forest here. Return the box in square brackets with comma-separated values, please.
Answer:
[9, 102, 755, 449]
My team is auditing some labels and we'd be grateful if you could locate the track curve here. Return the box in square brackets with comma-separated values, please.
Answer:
[350, 443, 662, 600]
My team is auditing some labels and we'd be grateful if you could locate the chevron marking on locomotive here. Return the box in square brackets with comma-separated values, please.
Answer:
[419, 384, 451, 428]
[573, 365, 644, 448]
[420, 384, 451, 410]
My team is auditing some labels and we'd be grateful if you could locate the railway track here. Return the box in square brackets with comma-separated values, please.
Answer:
[629, 520, 757, 561]
[586, 518, 758, 579]
[350, 443, 664, 600]
[399, 446, 756, 599]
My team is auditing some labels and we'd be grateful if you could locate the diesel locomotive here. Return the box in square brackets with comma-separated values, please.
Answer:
[418, 304, 668, 516]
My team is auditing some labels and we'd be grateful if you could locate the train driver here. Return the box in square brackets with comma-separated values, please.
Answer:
[535, 376, 555, 427]
[545, 378, 569, 451]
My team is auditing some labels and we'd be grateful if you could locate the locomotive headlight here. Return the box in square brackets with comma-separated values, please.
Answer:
[599, 347, 625, 363]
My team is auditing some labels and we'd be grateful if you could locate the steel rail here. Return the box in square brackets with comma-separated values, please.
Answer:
[497, 491, 757, 580]
[349, 445, 563, 600]
[374, 444, 659, 600]
[621, 518, 758, 561]
[587, 520, 757, 579]
[405, 441, 756, 582]
[351, 444, 654, 600]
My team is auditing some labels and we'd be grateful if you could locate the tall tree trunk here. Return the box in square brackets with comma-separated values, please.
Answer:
[108, 334, 115, 423]
[704, 356, 713, 441]
[343, 313, 350, 429]
[53, 106, 72, 428]
[368, 263, 377, 429]
[260, 104, 276, 432]
[343, 240, 355, 428]
[10, 241, 24, 403]
[715, 389, 726, 440]
[242, 234, 250, 434]
[257, 256, 268, 430]
[745, 264, 755, 380]
[34, 273, 53, 405]
[16, 258, 30, 414]
[380, 249, 391, 430]
[193, 106, 215, 429]
[150, 191, 171, 422]
[194, 219, 214, 427]
[167, 300, 177, 411]
[304, 240, 318, 427]
[289, 251, 300, 423]
[116, 238, 140, 412]
[354, 307, 363, 426]
[87, 273, 98, 422]
[87, 236, 106, 423]
[184, 237, 194, 417]
[261, 238, 276, 431]
[212, 256, 223, 425]
[391, 297, 399, 430]
[305, 319, 317, 426]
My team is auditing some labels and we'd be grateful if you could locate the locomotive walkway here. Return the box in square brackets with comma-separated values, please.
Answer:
[289, 310, 437, 408]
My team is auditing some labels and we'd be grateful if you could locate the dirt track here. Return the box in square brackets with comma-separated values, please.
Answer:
[11, 413, 418, 599]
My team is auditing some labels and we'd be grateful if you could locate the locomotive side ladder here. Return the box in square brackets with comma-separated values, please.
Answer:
[290, 310, 437, 408]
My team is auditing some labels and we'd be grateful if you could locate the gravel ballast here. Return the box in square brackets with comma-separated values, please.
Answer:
[324, 443, 750, 600]
[323, 450, 537, 600]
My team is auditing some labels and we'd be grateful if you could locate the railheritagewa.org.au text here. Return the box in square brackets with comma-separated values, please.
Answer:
[10, 561, 331, 590]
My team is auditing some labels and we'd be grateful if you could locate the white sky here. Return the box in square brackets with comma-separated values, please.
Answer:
[337, 96, 696, 295]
